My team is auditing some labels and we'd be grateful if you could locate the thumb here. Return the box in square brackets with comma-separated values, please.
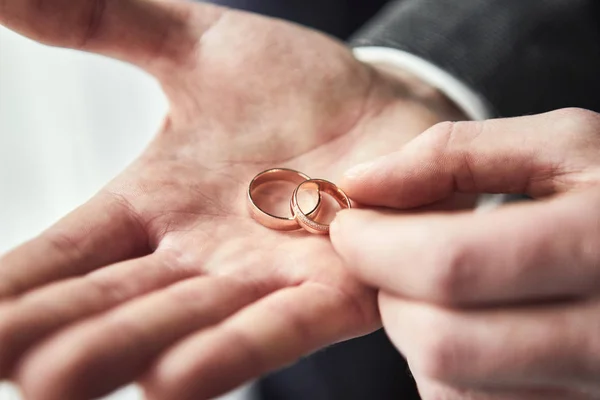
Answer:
[341, 108, 600, 208]
[0, 0, 224, 72]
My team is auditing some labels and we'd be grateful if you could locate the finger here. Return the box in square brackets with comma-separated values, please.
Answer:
[414, 376, 590, 400]
[0, 254, 191, 378]
[16, 276, 278, 400]
[0, 0, 224, 70]
[380, 293, 600, 393]
[0, 192, 150, 299]
[331, 189, 600, 305]
[141, 283, 378, 400]
[341, 108, 600, 208]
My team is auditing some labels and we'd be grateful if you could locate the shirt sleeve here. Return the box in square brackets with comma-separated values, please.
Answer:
[353, 46, 492, 121]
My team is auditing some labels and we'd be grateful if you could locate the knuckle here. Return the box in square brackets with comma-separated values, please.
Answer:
[552, 107, 600, 127]
[424, 120, 484, 150]
[420, 121, 485, 191]
[44, 229, 81, 258]
[550, 108, 600, 144]
[87, 269, 142, 306]
[422, 121, 457, 148]
[431, 120, 457, 135]
[414, 314, 464, 381]
[426, 239, 472, 304]
[415, 121, 459, 168]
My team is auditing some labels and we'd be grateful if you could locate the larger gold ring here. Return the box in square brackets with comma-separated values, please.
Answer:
[291, 179, 351, 235]
[248, 168, 321, 231]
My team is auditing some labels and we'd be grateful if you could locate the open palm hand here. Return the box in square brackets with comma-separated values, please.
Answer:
[0, 1, 463, 399]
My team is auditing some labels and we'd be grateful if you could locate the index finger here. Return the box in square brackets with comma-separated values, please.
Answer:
[342, 108, 600, 209]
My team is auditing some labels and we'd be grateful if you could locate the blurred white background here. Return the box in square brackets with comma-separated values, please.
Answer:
[0, 26, 252, 400]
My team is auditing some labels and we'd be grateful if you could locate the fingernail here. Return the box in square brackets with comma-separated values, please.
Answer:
[343, 161, 375, 180]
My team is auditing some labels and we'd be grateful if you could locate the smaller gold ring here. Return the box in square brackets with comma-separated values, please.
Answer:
[248, 168, 321, 231]
[291, 179, 351, 235]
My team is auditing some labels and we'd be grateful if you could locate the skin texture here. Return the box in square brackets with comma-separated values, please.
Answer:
[0, 1, 467, 399]
[331, 108, 600, 399]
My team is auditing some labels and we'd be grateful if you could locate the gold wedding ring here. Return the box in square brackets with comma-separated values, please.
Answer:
[248, 168, 351, 235]
[290, 179, 352, 235]
[247, 168, 321, 231]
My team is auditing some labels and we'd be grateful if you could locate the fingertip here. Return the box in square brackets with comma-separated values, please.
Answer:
[329, 209, 381, 269]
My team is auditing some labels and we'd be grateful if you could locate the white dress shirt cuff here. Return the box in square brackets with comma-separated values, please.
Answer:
[353, 46, 492, 121]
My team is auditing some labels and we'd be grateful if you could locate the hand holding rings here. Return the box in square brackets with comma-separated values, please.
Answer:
[247, 168, 351, 235]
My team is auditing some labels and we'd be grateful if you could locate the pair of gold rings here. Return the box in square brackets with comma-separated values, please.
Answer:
[247, 168, 351, 235]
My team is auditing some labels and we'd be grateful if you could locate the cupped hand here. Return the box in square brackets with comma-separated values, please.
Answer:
[0, 1, 465, 399]
[331, 108, 600, 399]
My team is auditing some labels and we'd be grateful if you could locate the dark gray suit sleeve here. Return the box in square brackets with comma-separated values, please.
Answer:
[350, 0, 600, 117]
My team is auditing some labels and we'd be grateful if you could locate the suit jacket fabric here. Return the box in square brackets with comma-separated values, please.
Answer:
[257, 330, 420, 400]
[205, 0, 391, 40]
[352, 0, 600, 117]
